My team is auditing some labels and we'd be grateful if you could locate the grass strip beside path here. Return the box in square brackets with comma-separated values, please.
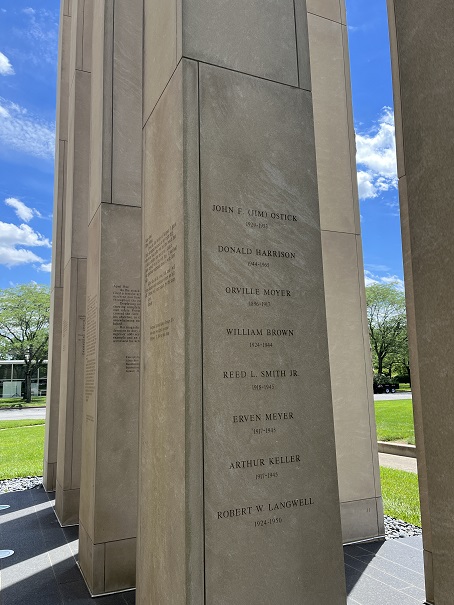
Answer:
[0, 396, 46, 409]
[0, 422, 44, 480]
[375, 398, 415, 444]
[380, 466, 421, 527]
[0, 419, 45, 430]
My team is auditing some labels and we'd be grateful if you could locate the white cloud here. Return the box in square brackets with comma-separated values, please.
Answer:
[364, 269, 405, 291]
[0, 51, 14, 76]
[0, 222, 51, 248]
[22, 8, 36, 15]
[0, 221, 51, 268]
[0, 98, 55, 159]
[356, 107, 398, 200]
[5, 197, 41, 222]
[38, 262, 52, 273]
[357, 171, 377, 200]
[0, 246, 43, 267]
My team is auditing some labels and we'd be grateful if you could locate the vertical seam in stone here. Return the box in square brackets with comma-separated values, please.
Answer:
[387, 0, 406, 179]
[110, 0, 115, 204]
[141, 0, 145, 141]
[354, 234, 380, 499]
[175, 0, 178, 67]
[69, 259, 79, 490]
[61, 140, 67, 286]
[340, 23, 359, 235]
[196, 60, 207, 605]
[103, 542, 106, 593]
[374, 495, 380, 537]
[292, 0, 300, 88]
[81, 0, 85, 70]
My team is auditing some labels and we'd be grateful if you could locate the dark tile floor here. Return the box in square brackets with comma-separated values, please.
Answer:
[345, 537, 426, 604]
[0, 488, 134, 605]
[1, 488, 426, 604]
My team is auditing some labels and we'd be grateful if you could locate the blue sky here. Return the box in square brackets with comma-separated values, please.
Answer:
[0, 1, 58, 288]
[346, 0, 404, 289]
[0, 1, 403, 290]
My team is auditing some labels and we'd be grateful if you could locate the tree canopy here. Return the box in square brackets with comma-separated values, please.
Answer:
[0, 283, 50, 401]
[366, 282, 408, 378]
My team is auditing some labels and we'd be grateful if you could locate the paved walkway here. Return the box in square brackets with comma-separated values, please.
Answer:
[0, 487, 426, 604]
[374, 392, 412, 400]
[0, 407, 46, 420]
[379, 452, 418, 473]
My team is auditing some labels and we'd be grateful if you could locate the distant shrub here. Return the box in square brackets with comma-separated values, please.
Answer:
[373, 374, 398, 386]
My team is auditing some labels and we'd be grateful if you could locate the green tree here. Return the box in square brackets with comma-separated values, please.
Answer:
[366, 282, 408, 378]
[0, 283, 50, 403]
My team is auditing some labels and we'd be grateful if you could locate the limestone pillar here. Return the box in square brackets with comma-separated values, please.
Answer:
[387, 2, 454, 602]
[307, 0, 384, 543]
[54, 0, 92, 526]
[78, 0, 143, 595]
[137, 2, 346, 603]
[43, 0, 72, 493]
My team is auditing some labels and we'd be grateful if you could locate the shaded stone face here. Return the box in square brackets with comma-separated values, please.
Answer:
[54, 0, 92, 526]
[139, 48, 346, 605]
[77, 0, 143, 596]
[388, 2, 454, 602]
[43, 0, 72, 494]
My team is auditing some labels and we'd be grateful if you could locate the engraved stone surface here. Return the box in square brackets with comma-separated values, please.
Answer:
[200, 62, 345, 604]
[79, 203, 141, 594]
[138, 56, 346, 604]
[139, 59, 196, 605]
[78, 0, 143, 593]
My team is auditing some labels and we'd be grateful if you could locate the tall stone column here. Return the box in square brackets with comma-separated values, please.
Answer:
[137, 1, 347, 603]
[388, 2, 454, 603]
[78, 0, 143, 595]
[308, 0, 384, 543]
[43, 0, 72, 493]
[54, 0, 92, 526]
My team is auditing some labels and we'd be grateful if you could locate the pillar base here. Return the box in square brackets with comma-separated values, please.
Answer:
[79, 522, 136, 595]
[340, 497, 385, 544]
[55, 484, 79, 526]
[43, 461, 57, 492]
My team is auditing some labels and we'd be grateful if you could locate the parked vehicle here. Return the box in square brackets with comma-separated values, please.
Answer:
[373, 382, 399, 394]
[373, 374, 399, 394]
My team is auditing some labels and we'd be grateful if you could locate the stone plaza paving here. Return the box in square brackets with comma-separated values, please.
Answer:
[0, 487, 425, 605]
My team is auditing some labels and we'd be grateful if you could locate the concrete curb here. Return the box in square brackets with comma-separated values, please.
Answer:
[378, 441, 417, 458]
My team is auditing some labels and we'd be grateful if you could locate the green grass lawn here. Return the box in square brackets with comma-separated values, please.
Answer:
[0, 420, 45, 480]
[0, 396, 46, 409]
[380, 466, 421, 526]
[375, 398, 415, 444]
[397, 383, 411, 392]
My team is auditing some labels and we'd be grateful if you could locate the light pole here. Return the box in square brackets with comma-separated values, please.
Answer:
[23, 346, 32, 403]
